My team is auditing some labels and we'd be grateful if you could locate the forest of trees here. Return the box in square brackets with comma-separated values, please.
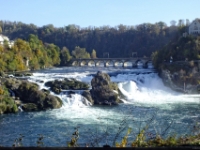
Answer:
[0, 19, 199, 72]
[0, 19, 189, 59]
[152, 35, 200, 69]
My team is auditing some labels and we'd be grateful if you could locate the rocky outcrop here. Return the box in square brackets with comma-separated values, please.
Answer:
[2, 78, 62, 112]
[0, 71, 33, 78]
[89, 71, 120, 105]
[82, 90, 94, 105]
[160, 70, 185, 93]
[45, 78, 90, 94]
[14, 72, 33, 77]
[160, 62, 200, 94]
[22, 103, 38, 111]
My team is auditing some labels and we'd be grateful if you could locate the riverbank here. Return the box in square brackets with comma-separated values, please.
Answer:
[159, 61, 200, 94]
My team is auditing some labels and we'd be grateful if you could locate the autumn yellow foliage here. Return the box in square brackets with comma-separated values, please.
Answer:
[0, 86, 4, 95]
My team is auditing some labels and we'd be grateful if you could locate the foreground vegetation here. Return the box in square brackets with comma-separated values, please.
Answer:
[8, 125, 200, 147]
[115, 127, 200, 147]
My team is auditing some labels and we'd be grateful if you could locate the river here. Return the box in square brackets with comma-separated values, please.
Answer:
[0, 66, 200, 147]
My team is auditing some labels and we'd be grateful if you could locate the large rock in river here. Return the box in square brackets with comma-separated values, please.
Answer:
[3, 78, 62, 111]
[90, 71, 119, 105]
[45, 78, 90, 94]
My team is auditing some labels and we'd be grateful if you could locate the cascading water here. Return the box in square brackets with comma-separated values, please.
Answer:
[60, 93, 92, 107]
[0, 67, 200, 147]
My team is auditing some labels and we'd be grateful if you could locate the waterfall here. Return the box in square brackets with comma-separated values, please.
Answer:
[18, 105, 23, 112]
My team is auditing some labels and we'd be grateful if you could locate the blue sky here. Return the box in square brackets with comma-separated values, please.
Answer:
[1, 0, 199, 28]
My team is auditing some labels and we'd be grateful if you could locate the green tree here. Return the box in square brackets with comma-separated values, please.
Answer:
[28, 34, 42, 50]
[156, 21, 167, 30]
[152, 36, 200, 70]
[0, 59, 6, 71]
[29, 57, 40, 70]
[7, 59, 17, 71]
[60, 47, 71, 65]
[28, 34, 61, 68]
[0, 19, 184, 59]
[72, 46, 90, 59]
[3, 40, 10, 50]
[13, 38, 32, 59]
[45, 43, 60, 65]
[91, 49, 97, 58]
[0, 45, 4, 55]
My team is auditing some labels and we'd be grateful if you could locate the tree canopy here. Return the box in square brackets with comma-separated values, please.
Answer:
[152, 36, 200, 69]
[0, 34, 61, 72]
[0, 19, 188, 59]
[71, 46, 90, 59]
[0, 19, 197, 71]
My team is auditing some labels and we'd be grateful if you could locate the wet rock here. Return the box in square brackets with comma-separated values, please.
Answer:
[197, 85, 200, 91]
[17, 82, 62, 110]
[41, 89, 50, 94]
[22, 103, 38, 111]
[90, 71, 120, 106]
[82, 90, 94, 105]
[160, 70, 185, 93]
[36, 80, 44, 83]
[45, 78, 89, 94]
[1, 78, 62, 111]
[23, 73, 33, 76]
[14, 73, 24, 77]
[43, 95, 62, 109]
[0, 71, 5, 77]
[188, 84, 200, 94]
[12, 72, 33, 77]
[160, 68, 200, 94]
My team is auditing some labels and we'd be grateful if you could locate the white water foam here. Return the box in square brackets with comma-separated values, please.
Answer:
[2, 67, 200, 147]
[27, 72, 93, 107]
[27, 68, 200, 109]
[117, 76, 200, 106]
[18, 106, 23, 112]
[61, 93, 92, 107]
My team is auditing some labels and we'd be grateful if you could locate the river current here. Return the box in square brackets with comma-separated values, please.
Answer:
[0, 66, 200, 147]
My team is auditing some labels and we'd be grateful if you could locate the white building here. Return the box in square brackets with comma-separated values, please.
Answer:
[0, 34, 14, 48]
[189, 19, 200, 34]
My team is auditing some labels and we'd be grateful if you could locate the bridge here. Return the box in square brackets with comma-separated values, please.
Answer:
[70, 57, 152, 68]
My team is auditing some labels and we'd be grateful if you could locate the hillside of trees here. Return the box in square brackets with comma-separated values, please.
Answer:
[0, 34, 60, 72]
[0, 20, 189, 59]
[152, 35, 200, 69]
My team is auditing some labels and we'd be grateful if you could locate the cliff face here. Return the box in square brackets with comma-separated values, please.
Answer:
[159, 61, 200, 94]
[160, 69, 185, 93]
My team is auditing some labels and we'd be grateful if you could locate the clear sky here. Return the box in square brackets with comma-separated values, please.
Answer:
[1, 0, 199, 28]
